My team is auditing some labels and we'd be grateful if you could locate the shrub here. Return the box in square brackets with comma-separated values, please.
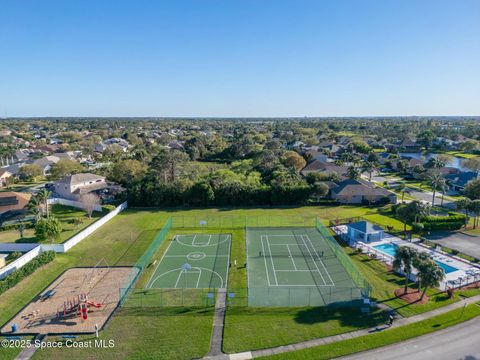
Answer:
[0, 251, 55, 295]
[7, 251, 22, 261]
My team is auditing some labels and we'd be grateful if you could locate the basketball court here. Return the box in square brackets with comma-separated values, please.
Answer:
[146, 234, 231, 289]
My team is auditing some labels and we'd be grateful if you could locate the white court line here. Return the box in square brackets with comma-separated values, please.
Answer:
[164, 255, 229, 258]
[206, 234, 212, 245]
[266, 235, 279, 286]
[303, 234, 335, 286]
[174, 269, 184, 288]
[196, 268, 202, 288]
[286, 245, 297, 270]
[146, 236, 175, 289]
[276, 270, 311, 272]
[223, 234, 232, 288]
[260, 236, 272, 286]
[192, 234, 198, 246]
[298, 235, 327, 285]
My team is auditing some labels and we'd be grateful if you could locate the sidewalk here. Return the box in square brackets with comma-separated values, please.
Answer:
[216, 294, 480, 360]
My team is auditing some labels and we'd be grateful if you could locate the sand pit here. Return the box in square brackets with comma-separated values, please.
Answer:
[1, 267, 137, 335]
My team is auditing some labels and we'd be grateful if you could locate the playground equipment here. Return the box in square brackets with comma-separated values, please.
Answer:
[57, 294, 103, 321]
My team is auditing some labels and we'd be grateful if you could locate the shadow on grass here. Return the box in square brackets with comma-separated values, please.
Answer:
[293, 306, 388, 328]
[15, 236, 37, 243]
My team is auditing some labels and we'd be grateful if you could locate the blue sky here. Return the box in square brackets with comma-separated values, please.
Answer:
[0, 0, 479, 117]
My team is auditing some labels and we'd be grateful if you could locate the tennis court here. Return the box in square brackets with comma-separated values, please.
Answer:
[247, 227, 363, 307]
[146, 233, 231, 289]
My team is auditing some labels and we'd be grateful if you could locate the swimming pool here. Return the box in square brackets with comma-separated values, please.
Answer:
[372, 243, 458, 274]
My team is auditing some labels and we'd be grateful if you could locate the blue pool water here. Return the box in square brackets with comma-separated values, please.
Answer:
[372, 243, 458, 274]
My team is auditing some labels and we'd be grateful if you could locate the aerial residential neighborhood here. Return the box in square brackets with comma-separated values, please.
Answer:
[0, 1, 479, 360]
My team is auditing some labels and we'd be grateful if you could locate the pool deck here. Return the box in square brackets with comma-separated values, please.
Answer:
[332, 225, 480, 290]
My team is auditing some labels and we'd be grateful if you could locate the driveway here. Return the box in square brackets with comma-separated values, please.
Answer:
[424, 231, 480, 259]
[339, 316, 480, 360]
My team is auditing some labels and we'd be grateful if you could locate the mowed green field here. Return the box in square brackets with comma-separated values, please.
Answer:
[0, 205, 424, 359]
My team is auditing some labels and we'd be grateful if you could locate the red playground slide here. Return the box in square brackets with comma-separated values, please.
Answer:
[86, 300, 102, 308]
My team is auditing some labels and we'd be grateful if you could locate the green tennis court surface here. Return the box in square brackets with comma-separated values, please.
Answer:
[247, 227, 363, 307]
[146, 234, 231, 289]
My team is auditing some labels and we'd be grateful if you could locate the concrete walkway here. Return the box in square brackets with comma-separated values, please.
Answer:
[205, 288, 228, 359]
[15, 334, 44, 360]
[214, 294, 480, 360]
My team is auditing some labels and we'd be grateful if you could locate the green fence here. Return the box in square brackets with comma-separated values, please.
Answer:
[121, 288, 216, 307]
[316, 217, 371, 297]
[119, 217, 172, 306]
[171, 215, 316, 229]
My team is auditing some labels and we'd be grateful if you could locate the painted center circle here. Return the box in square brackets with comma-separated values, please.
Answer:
[187, 252, 206, 261]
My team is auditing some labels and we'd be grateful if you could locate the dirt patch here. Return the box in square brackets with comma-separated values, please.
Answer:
[1, 267, 137, 335]
[394, 287, 430, 305]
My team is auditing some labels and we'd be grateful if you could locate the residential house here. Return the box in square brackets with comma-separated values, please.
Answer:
[301, 160, 349, 178]
[304, 149, 329, 162]
[31, 156, 61, 176]
[400, 139, 421, 152]
[0, 192, 32, 215]
[54, 173, 107, 200]
[330, 178, 397, 204]
[0, 169, 13, 187]
[445, 171, 479, 192]
[93, 138, 129, 153]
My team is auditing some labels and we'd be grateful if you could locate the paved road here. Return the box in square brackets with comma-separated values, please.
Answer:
[340, 316, 480, 360]
[407, 188, 455, 208]
[424, 231, 480, 259]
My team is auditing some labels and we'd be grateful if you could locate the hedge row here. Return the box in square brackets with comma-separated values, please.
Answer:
[421, 221, 464, 231]
[422, 213, 467, 224]
[0, 251, 56, 295]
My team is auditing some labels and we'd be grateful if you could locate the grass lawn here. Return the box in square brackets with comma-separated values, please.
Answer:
[32, 307, 213, 360]
[223, 307, 387, 353]
[0, 181, 48, 193]
[0, 204, 108, 244]
[258, 302, 480, 359]
[445, 151, 479, 159]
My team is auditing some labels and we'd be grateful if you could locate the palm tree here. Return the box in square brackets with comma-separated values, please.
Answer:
[361, 161, 377, 182]
[456, 198, 472, 228]
[468, 199, 480, 229]
[426, 171, 444, 206]
[397, 182, 408, 202]
[408, 200, 430, 224]
[412, 252, 430, 291]
[418, 260, 444, 300]
[347, 165, 360, 179]
[393, 246, 418, 294]
[36, 189, 51, 218]
[396, 205, 412, 233]
[27, 196, 42, 221]
[439, 178, 447, 206]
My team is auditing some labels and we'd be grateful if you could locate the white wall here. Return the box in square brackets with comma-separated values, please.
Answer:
[0, 201, 128, 279]
[0, 245, 42, 279]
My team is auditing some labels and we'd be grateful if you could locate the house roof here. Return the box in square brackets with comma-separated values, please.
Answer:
[0, 192, 31, 212]
[301, 160, 348, 176]
[348, 221, 384, 234]
[56, 173, 105, 187]
[445, 171, 478, 187]
[331, 178, 395, 197]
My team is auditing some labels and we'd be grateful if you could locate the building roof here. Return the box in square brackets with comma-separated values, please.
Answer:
[56, 173, 106, 187]
[331, 178, 395, 197]
[301, 160, 348, 176]
[446, 171, 478, 187]
[0, 192, 32, 213]
[348, 221, 384, 234]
